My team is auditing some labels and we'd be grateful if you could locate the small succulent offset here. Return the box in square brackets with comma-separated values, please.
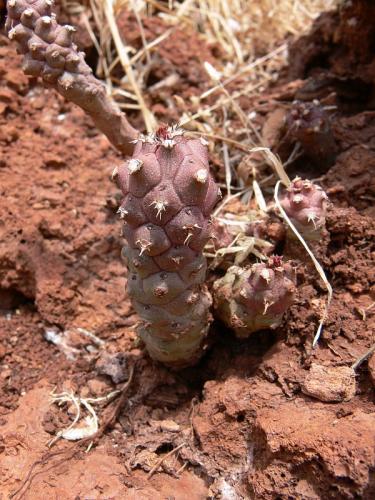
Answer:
[280, 177, 329, 241]
[116, 125, 221, 367]
[285, 100, 337, 169]
[213, 256, 296, 338]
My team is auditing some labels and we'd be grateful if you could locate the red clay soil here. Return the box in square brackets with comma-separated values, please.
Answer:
[0, 3, 375, 500]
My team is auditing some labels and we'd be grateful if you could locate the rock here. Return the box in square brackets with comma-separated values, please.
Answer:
[131, 449, 159, 472]
[0, 124, 19, 143]
[131, 449, 177, 475]
[157, 419, 180, 433]
[302, 363, 356, 402]
[96, 352, 128, 384]
[252, 404, 375, 499]
[86, 378, 111, 397]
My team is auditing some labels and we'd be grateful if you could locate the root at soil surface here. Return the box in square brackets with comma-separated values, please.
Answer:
[9, 363, 136, 500]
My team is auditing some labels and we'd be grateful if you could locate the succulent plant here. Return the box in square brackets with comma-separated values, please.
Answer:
[7, 0, 221, 367]
[285, 100, 337, 169]
[117, 125, 221, 367]
[6, 0, 137, 155]
[280, 177, 329, 241]
[213, 256, 296, 338]
[6, 0, 301, 364]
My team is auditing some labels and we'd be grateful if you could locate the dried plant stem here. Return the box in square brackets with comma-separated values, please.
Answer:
[82, 12, 112, 92]
[104, 0, 156, 133]
[130, 28, 173, 65]
[187, 132, 250, 152]
[200, 44, 287, 100]
[351, 343, 375, 371]
[147, 443, 186, 479]
[250, 147, 291, 187]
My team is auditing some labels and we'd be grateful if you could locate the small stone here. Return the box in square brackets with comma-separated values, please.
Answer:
[87, 378, 110, 396]
[301, 363, 356, 403]
[158, 419, 180, 433]
[0, 125, 19, 143]
[0, 369, 11, 380]
[96, 351, 128, 384]
[30, 96, 45, 110]
[132, 449, 159, 472]
[80, 386, 90, 398]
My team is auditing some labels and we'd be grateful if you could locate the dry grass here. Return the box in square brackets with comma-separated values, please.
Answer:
[62, 4, 338, 206]
[89, 0, 334, 192]
[63, 0, 337, 143]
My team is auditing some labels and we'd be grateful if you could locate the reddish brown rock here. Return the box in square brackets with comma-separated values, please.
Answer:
[301, 363, 356, 402]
